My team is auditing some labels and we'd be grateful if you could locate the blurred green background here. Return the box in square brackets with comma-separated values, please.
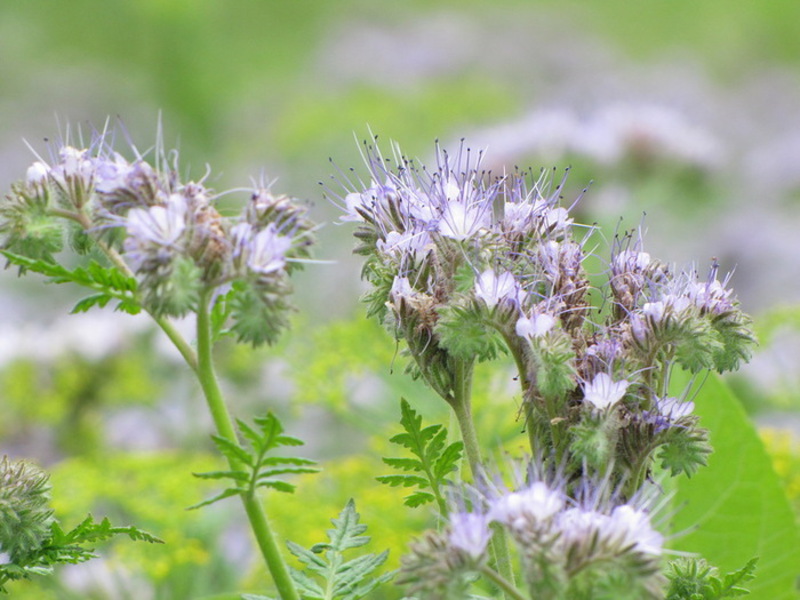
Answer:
[2, 1, 800, 598]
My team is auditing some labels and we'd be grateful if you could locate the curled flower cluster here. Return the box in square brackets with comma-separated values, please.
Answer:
[400, 469, 664, 599]
[0, 457, 53, 566]
[334, 137, 756, 495]
[1, 134, 315, 345]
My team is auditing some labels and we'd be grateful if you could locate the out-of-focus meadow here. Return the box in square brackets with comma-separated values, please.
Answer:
[2, 2, 800, 598]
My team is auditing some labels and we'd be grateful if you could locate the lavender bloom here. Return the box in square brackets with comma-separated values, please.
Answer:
[655, 396, 695, 421]
[232, 222, 291, 279]
[448, 512, 492, 561]
[488, 481, 564, 531]
[376, 229, 431, 259]
[605, 505, 664, 556]
[25, 161, 49, 187]
[123, 195, 188, 270]
[436, 197, 492, 240]
[582, 372, 629, 410]
[474, 269, 522, 309]
[516, 311, 557, 339]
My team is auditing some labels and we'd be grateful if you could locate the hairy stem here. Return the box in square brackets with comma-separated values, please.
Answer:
[196, 291, 299, 600]
[478, 564, 528, 600]
[448, 358, 516, 595]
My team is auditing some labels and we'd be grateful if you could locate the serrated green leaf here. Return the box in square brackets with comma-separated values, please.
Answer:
[375, 474, 429, 488]
[186, 488, 242, 510]
[212, 435, 254, 467]
[256, 467, 319, 481]
[379, 398, 460, 515]
[71, 293, 113, 313]
[328, 499, 370, 551]
[286, 501, 392, 600]
[287, 540, 328, 570]
[289, 566, 326, 598]
[433, 441, 464, 480]
[381, 457, 423, 471]
[404, 491, 435, 508]
[192, 470, 250, 482]
[257, 480, 296, 494]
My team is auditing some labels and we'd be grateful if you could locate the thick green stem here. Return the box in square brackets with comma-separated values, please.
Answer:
[448, 359, 516, 596]
[196, 291, 299, 600]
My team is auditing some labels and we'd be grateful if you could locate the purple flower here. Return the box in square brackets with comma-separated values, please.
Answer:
[474, 269, 522, 309]
[582, 373, 628, 410]
[516, 311, 557, 339]
[232, 223, 292, 278]
[448, 512, 492, 561]
[488, 481, 564, 530]
[123, 195, 188, 269]
[605, 505, 663, 556]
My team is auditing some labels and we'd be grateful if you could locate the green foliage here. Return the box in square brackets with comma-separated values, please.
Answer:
[191, 412, 318, 510]
[0, 456, 161, 594]
[286, 499, 394, 600]
[657, 423, 712, 478]
[435, 301, 506, 363]
[0, 251, 140, 315]
[665, 557, 758, 599]
[0, 458, 54, 564]
[0, 515, 162, 594]
[528, 329, 577, 401]
[668, 373, 800, 598]
[707, 311, 757, 374]
[377, 399, 463, 513]
[228, 280, 292, 347]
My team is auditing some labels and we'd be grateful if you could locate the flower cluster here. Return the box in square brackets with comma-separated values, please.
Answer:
[1, 134, 315, 345]
[0, 457, 53, 567]
[334, 137, 756, 500]
[400, 467, 664, 599]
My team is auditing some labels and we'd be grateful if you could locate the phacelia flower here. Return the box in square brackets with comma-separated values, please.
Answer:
[516, 312, 557, 339]
[448, 512, 492, 561]
[474, 269, 522, 309]
[582, 372, 629, 410]
[488, 481, 564, 531]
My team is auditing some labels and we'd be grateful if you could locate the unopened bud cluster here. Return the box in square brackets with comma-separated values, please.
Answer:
[0, 457, 53, 567]
[1, 135, 315, 345]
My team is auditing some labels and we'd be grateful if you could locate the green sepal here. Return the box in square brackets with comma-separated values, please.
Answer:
[228, 279, 292, 347]
[434, 300, 505, 363]
[657, 423, 711, 478]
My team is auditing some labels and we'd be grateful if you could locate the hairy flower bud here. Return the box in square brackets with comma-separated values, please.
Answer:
[0, 457, 54, 564]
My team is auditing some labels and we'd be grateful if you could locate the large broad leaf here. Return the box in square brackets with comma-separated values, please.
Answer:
[667, 372, 800, 599]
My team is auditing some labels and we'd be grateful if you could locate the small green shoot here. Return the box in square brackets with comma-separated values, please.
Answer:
[377, 398, 463, 514]
[190, 412, 318, 510]
[286, 499, 393, 600]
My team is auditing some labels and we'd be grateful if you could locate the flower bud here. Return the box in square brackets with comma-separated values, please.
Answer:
[0, 456, 54, 563]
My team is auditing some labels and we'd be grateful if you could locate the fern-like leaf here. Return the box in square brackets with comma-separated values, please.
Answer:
[377, 398, 462, 513]
[190, 412, 318, 510]
[286, 500, 394, 600]
[1, 251, 140, 315]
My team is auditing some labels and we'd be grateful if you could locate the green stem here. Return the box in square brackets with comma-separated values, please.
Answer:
[448, 358, 516, 596]
[196, 291, 299, 600]
[479, 564, 528, 600]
